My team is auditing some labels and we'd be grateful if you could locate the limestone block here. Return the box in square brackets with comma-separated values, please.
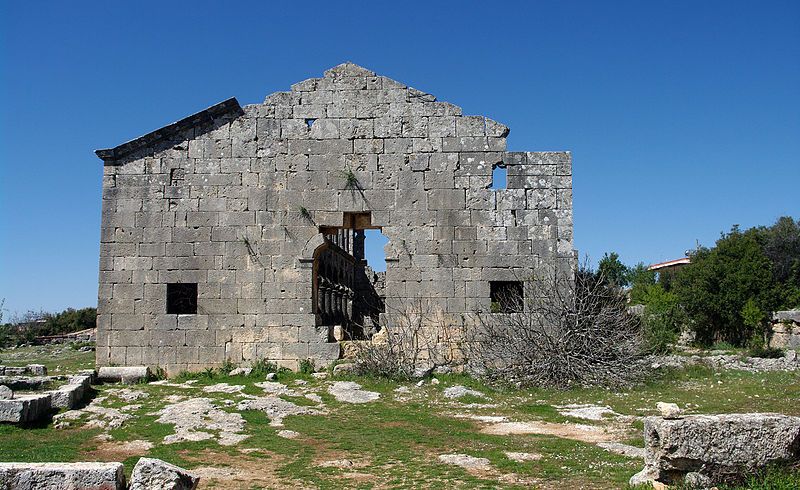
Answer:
[309, 119, 339, 139]
[456, 116, 486, 136]
[428, 189, 465, 210]
[0, 393, 51, 423]
[130, 457, 199, 490]
[0, 462, 125, 490]
[631, 413, 800, 486]
[307, 343, 341, 364]
[0, 385, 12, 399]
[50, 375, 91, 409]
[774, 310, 800, 323]
[97, 366, 150, 384]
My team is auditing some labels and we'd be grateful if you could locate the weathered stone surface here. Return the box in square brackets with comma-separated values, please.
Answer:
[97, 366, 150, 384]
[770, 309, 800, 350]
[0, 462, 125, 490]
[630, 413, 800, 486]
[0, 385, 12, 400]
[327, 381, 379, 404]
[50, 375, 92, 409]
[0, 393, 51, 423]
[0, 375, 49, 391]
[438, 453, 491, 470]
[129, 457, 199, 490]
[443, 385, 485, 399]
[93, 63, 575, 373]
[26, 364, 47, 376]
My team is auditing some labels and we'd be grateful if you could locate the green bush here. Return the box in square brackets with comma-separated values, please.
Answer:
[299, 358, 315, 374]
[250, 358, 278, 377]
[640, 284, 684, 353]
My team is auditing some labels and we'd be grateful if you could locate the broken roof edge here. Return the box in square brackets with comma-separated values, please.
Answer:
[94, 97, 242, 163]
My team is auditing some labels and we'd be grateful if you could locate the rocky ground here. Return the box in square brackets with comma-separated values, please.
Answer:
[1, 345, 799, 488]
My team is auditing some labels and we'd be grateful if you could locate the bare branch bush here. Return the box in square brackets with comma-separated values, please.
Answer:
[350, 298, 464, 379]
[465, 264, 646, 388]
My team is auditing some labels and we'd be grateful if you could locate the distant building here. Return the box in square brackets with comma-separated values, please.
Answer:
[648, 257, 690, 272]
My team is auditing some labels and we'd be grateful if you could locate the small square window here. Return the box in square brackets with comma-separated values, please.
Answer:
[489, 281, 523, 313]
[167, 283, 198, 314]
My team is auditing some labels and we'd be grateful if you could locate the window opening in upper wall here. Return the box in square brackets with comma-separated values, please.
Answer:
[490, 164, 507, 190]
[363, 229, 389, 272]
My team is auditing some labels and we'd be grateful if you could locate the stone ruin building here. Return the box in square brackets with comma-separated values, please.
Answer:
[94, 63, 574, 374]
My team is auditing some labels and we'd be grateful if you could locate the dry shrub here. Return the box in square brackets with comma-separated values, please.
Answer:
[465, 265, 646, 388]
[351, 298, 464, 379]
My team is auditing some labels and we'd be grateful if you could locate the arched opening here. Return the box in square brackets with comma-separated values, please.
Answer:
[312, 212, 386, 340]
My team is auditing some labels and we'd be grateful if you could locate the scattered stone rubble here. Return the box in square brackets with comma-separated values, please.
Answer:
[555, 403, 617, 421]
[155, 397, 248, 446]
[442, 385, 485, 399]
[653, 350, 800, 372]
[630, 412, 800, 486]
[438, 454, 491, 470]
[327, 381, 380, 404]
[237, 395, 325, 427]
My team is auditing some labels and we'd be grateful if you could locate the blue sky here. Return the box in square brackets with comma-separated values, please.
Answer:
[1, 1, 798, 315]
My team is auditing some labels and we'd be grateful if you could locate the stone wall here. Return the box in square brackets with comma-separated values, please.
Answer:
[770, 310, 800, 350]
[95, 63, 574, 374]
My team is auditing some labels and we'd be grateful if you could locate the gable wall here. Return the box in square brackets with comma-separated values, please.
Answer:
[97, 64, 574, 373]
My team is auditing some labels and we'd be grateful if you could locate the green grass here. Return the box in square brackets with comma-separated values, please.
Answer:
[1, 345, 799, 488]
[0, 343, 95, 373]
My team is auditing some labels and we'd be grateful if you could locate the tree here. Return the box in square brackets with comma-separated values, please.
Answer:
[597, 252, 629, 288]
[672, 226, 778, 346]
[640, 284, 685, 353]
[627, 262, 657, 304]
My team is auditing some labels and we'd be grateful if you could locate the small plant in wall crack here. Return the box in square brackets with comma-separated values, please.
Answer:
[241, 235, 265, 267]
[299, 206, 315, 224]
[341, 168, 362, 191]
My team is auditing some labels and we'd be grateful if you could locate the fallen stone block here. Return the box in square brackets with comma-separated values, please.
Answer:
[0, 462, 125, 489]
[129, 457, 199, 490]
[50, 375, 92, 409]
[0, 393, 51, 423]
[26, 364, 47, 376]
[0, 385, 12, 400]
[79, 369, 98, 383]
[97, 366, 150, 384]
[630, 413, 800, 486]
[0, 375, 50, 391]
